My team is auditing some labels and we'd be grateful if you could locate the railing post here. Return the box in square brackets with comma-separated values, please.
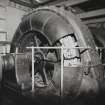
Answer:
[32, 46, 35, 93]
[61, 47, 64, 97]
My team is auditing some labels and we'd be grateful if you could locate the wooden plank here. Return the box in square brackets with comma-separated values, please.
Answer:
[0, 4, 5, 8]
[77, 8, 105, 19]
[0, 17, 6, 20]
[10, 0, 33, 8]
[0, 20, 6, 32]
[10, 0, 88, 8]
[37, 0, 88, 7]
[0, 6, 6, 19]
[0, 41, 11, 45]
[83, 18, 105, 24]
[0, 31, 7, 33]
[51, 0, 89, 6]
[0, 32, 6, 41]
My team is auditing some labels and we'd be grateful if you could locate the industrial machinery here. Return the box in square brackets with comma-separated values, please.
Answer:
[0, 6, 105, 105]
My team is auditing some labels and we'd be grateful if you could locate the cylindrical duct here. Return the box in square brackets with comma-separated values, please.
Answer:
[8, 6, 105, 99]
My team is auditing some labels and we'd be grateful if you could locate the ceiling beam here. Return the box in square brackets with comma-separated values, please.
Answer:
[83, 18, 105, 24]
[10, 0, 34, 8]
[77, 8, 105, 19]
[30, 0, 35, 8]
[45, 0, 89, 7]
[10, 0, 88, 8]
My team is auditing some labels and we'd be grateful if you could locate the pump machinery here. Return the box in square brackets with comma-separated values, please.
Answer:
[0, 6, 105, 105]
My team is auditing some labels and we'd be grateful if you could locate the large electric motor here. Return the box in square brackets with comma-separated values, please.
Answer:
[0, 6, 105, 104]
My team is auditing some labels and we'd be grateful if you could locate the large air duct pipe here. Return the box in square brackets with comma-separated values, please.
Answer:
[0, 6, 104, 103]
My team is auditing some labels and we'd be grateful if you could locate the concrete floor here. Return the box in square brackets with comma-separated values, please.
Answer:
[0, 89, 105, 105]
